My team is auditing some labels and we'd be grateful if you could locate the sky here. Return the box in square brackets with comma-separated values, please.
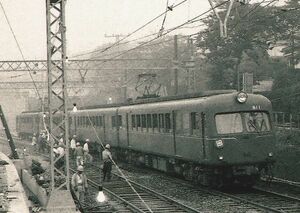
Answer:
[0, 0, 285, 60]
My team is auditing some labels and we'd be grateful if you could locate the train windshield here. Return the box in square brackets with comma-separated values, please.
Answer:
[215, 112, 271, 134]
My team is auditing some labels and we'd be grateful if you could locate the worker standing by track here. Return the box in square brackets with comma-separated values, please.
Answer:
[102, 144, 112, 182]
[83, 139, 90, 163]
[74, 142, 84, 166]
[71, 165, 88, 203]
[70, 135, 77, 159]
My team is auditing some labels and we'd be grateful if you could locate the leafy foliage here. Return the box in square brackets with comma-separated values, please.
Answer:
[196, 1, 282, 89]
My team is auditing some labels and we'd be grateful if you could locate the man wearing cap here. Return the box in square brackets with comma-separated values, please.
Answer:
[70, 135, 77, 159]
[71, 165, 88, 203]
[83, 139, 90, 163]
[74, 142, 84, 166]
[102, 144, 112, 181]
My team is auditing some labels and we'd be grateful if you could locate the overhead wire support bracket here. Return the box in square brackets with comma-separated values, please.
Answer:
[207, 0, 235, 38]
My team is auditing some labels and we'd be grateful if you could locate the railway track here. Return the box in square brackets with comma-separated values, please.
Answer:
[220, 186, 300, 213]
[115, 163, 300, 213]
[3, 137, 300, 212]
[80, 162, 201, 213]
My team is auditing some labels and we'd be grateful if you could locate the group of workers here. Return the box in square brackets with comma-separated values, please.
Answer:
[32, 132, 113, 203]
[31, 131, 48, 153]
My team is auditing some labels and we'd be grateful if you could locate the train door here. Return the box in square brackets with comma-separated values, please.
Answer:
[172, 111, 177, 155]
[116, 110, 120, 147]
[126, 113, 129, 147]
[201, 112, 206, 160]
[103, 115, 106, 142]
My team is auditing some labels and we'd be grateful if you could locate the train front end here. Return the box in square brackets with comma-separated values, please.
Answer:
[206, 92, 276, 185]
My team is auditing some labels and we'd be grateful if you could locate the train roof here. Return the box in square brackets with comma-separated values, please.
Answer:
[118, 92, 272, 113]
[79, 90, 237, 110]
[19, 90, 271, 115]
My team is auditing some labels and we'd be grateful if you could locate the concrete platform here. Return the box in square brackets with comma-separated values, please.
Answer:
[46, 190, 77, 213]
[0, 152, 30, 213]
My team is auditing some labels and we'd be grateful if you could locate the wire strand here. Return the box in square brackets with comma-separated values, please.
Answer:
[72, 0, 188, 59]
[0, 1, 42, 100]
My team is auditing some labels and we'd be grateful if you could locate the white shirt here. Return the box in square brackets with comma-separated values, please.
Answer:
[83, 143, 89, 153]
[102, 149, 112, 161]
[56, 147, 65, 156]
[70, 139, 76, 149]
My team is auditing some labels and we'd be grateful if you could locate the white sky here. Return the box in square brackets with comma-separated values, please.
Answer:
[0, 0, 285, 60]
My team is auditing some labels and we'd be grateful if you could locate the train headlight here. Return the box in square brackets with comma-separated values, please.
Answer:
[237, 92, 248, 103]
[218, 156, 224, 160]
[268, 152, 273, 157]
[215, 139, 224, 148]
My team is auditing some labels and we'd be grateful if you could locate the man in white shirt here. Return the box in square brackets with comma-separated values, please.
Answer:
[70, 135, 77, 159]
[83, 139, 90, 163]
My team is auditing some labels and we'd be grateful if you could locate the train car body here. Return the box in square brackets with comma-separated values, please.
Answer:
[16, 91, 276, 186]
[16, 112, 42, 139]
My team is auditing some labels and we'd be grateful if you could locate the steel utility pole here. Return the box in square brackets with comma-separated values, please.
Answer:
[45, 0, 75, 211]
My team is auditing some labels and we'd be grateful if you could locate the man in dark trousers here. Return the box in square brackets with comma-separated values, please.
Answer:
[71, 165, 88, 203]
[102, 144, 112, 182]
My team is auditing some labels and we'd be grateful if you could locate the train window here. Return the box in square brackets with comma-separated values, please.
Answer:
[80, 116, 83, 127]
[86, 116, 89, 127]
[92, 117, 96, 126]
[112, 116, 116, 128]
[176, 112, 190, 135]
[80, 117, 83, 127]
[131, 115, 136, 129]
[100, 116, 103, 127]
[88, 116, 92, 126]
[147, 114, 152, 129]
[191, 112, 201, 136]
[165, 113, 171, 132]
[81, 116, 84, 127]
[95, 116, 99, 126]
[69, 117, 72, 126]
[136, 115, 141, 128]
[142, 114, 147, 129]
[244, 112, 270, 133]
[159, 114, 165, 132]
[215, 113, 243, 134]
[118, 115, 122, 127]
[152, 114, 158, 132]
[86, 117, 89, 126]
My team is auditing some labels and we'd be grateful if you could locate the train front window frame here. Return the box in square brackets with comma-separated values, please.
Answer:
[244, 112, 271, 133]
[215, 113, 243, 134]
[215, 111, 271, 134]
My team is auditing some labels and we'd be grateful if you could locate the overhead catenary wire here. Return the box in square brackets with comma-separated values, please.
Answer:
[88, 0, 230, 63]
[72, 0, 189, 59]
[72, 1, 230, 89]
[0, 1, 42, 100]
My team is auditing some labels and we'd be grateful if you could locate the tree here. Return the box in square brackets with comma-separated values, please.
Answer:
[196, 1, 283, 89]
[279, 0, 300, 70]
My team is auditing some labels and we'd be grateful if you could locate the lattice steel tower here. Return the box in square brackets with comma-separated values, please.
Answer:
[46, 0, 70, 193]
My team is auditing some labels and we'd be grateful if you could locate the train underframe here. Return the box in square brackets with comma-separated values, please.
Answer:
[113, 147, 273, 188]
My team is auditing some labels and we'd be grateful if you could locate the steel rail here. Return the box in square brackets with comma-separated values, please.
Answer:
[111, 171, 201, 213]
[69, 167, 143, 213]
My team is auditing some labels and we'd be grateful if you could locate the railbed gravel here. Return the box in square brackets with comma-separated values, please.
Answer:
[113, 164, 263, 213]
